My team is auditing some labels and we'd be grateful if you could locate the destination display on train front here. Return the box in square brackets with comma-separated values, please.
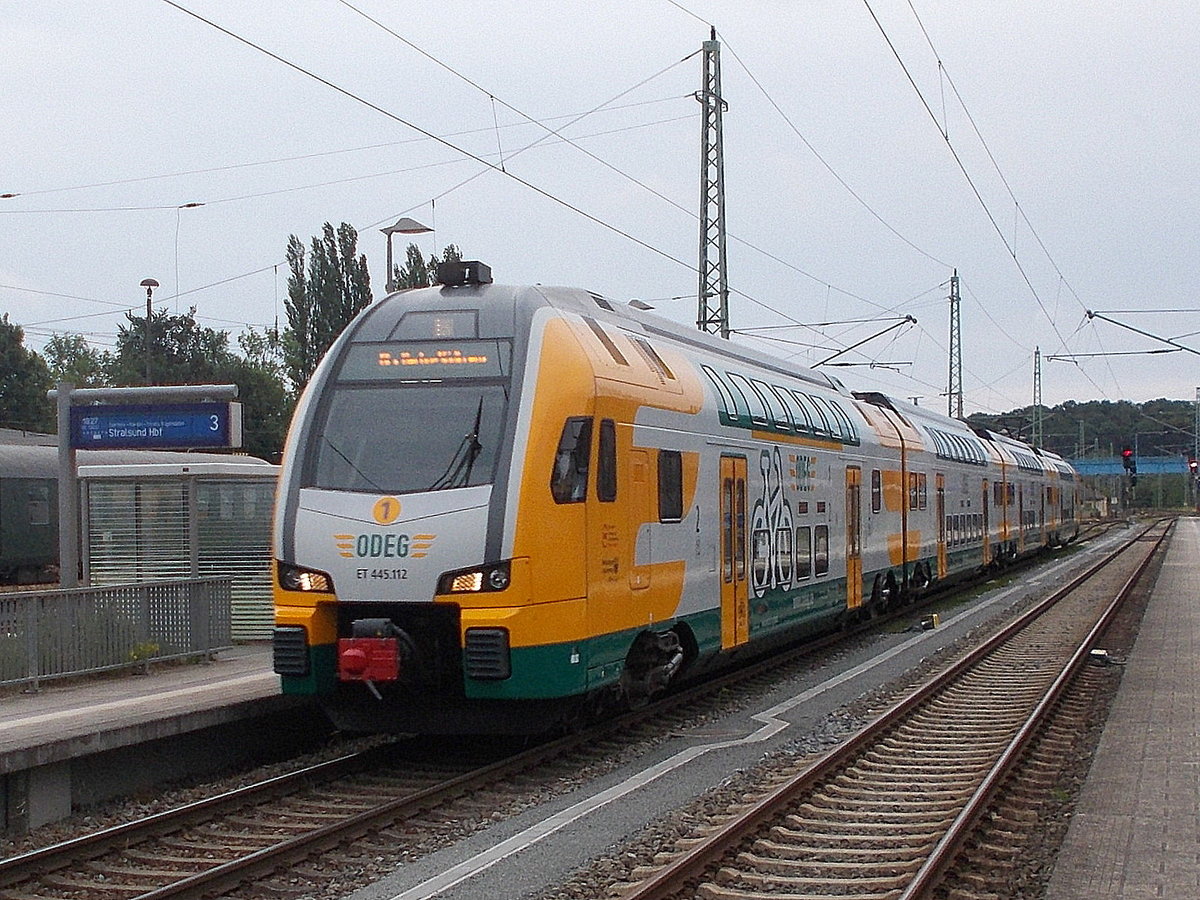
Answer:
[70, 401, 243, 449]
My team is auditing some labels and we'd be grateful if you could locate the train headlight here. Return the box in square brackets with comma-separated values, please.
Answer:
[277, 560, 334, 593]
[437, 560, 511, 595]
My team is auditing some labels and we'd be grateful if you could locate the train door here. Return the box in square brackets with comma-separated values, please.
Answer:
[981, 479, 990, 566]
[1017, 484, 1025, 553]
[719, 456, 749, 649]
[846, 466, 863, 611]
[1039, 485, 1046, 547]
[936, 474, 947, 579]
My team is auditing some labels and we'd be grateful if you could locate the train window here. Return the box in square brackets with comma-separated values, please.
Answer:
[768, 385, 800, 433]
[701, 365, 736, 424]
[390, 310, 478, 339]
[550, 417, 593, 504]
[751, 379, 788, 430]
[825, 399, 860, 445]
[813, 525, 829, 576]
[631, 337, 675, 381]
[796, 528, 816, 578]
[722, 478, 734, 583]
[908, 473, 919, 510]
[735, 478, 747, 580]
[722, 373, 754, 424]
[795, 526, 812, 578]
[871, 470, 882, 513]
[809, 395, 846, 442]
[752, 527, 770, 586]
[307, 383, 508, 494]
[598, 419, 617, 502]
[779, 389, 814, 435]
[794, 392, 832, 438]
[28, 485, 50, 526]
[775, 527, 793, 584]
[727, 373, 768, 427]
[917, 473, 928, 509]
[583, 317, 629, 366]
[657, 450, 683, 522]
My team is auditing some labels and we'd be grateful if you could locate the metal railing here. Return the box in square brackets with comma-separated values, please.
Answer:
[0, 577, 233, 689]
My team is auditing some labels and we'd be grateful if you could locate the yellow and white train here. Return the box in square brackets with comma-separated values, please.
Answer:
[272, 263, 1079, 732]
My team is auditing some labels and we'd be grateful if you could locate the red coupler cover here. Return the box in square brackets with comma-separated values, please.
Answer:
[337, 638, 400, 681]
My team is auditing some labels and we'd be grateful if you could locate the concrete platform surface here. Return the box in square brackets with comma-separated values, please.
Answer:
[0, 644, 282, 774]
[1046, 516, 1200, 899]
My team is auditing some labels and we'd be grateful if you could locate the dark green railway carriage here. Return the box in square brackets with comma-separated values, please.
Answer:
[0, 444, 235, 584]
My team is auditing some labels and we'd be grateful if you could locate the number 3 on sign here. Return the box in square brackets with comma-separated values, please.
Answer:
[209, 414, 220, 431]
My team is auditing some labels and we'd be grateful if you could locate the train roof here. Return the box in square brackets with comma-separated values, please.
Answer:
[0, 445, 269, 479]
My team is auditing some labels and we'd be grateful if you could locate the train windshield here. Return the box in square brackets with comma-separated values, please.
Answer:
[305, 340, 510, 495]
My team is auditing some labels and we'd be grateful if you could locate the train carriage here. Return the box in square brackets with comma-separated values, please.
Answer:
[271, 265, 1077, 733]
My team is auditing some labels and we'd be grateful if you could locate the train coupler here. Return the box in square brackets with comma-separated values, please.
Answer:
[338, 618, 412, 691]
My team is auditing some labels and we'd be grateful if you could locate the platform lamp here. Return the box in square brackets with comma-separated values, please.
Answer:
[381, 217, 433, 293]
[140, 278, 159, 384]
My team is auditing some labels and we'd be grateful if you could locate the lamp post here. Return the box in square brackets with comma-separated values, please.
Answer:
[140, 278, 159, 385]
[380, 217, 433, 292]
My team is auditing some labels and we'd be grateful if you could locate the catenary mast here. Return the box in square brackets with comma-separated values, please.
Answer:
[947, 270, 963, 418]
[696, 28, 729, 338]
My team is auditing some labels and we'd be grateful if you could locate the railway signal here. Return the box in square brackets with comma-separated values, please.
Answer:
[1121, 446, 1138, 486]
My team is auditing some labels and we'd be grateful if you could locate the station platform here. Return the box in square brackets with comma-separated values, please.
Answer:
[1046, 516, 1200, 898]
[0, 645, 324, 834]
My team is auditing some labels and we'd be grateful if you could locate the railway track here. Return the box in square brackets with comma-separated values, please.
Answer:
[0, 525, 1135, 899]
[614, 518, 1170, 900]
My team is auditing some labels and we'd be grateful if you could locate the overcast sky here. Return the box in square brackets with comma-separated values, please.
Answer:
[4, 1, 1198, 428]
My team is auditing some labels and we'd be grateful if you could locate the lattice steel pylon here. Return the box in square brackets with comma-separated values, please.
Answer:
[947, 270, 963, 418]
[695, 28, 730, 338]
[1033, 346, 1043, 448]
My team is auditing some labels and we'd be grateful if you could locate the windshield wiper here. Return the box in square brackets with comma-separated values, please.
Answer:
[429, 397, 484, 491]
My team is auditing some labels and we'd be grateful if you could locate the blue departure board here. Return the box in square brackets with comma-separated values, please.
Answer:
[70, 402, 243, 449]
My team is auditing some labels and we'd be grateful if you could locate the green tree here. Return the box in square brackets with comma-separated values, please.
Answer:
[283, 222, 373, 393]
[393, 242, 431, 289]
[0, 314, 53, 432]
[391, 242, 465, 289]
[109, 306, 231, 386]
[43, 333, 110, 388]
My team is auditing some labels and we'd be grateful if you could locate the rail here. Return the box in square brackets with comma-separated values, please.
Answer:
[0, 577, 233, 689]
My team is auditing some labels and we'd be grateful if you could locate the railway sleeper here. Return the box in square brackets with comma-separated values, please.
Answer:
[784, 812, 954, 834]
[714, 864, 913, 894]
[120, 850, 216, 870]
[835, 768, 979, 788]
[769, 822, 940, 851]
[735, 851, 923, 878]
[793, 803, 960, 826]
[805, 793, 967, 815]
[753, 837, 927, 862]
